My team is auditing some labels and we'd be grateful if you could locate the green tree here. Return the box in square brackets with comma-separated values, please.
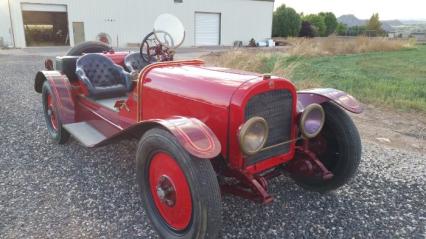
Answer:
[367, 13, 383, 35]
[272, 5, 302, 37]
[303, 14, 326, 37]
[347, 25, 367, 36]
[320, 12, 338, 35]
[336, 23, 348, 36]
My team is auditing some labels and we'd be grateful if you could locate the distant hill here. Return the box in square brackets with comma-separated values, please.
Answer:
[338, 15, 403, 32]
[337, 15, 366, 27]
[384, 20, 403, 26]
[401, 20, 426, 25]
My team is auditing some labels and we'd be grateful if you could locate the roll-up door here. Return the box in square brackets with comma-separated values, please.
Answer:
[195, 13, 220, 46]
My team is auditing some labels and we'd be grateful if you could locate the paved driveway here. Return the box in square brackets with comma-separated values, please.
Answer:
[0, 53, 425, 238]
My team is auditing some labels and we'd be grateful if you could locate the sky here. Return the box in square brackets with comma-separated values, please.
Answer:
[274, 0, 426, 20]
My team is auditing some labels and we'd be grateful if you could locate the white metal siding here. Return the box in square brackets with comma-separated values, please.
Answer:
[0, 0, 13, 47]
[21, 3, 67, 12]
[195, 13, 220, 46]
[5, 0, 274, 48]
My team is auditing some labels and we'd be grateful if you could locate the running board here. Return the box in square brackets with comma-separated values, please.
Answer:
[63, 122, 107, 147]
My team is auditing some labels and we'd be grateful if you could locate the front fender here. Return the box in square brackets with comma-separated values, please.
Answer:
[125, 117, 221, 159]
[37, 71, 76, 124]
[154, 117, 222, 159]
[297, 88, 363, 114]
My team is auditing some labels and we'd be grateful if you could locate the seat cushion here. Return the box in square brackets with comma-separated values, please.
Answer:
[83, 60, 123, 86]
[76, 54, 132, 99]
[124, 52, 155, 72]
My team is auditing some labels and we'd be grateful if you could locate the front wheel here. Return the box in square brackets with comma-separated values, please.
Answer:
[292, 102, 362, 192]
[136, 128, 222, 239]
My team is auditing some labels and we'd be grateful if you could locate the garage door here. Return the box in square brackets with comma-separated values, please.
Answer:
[195, 13, 220, 46]
[21, 3, 69, 46]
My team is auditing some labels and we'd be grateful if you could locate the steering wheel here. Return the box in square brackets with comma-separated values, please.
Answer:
[140, 31, 175, 63]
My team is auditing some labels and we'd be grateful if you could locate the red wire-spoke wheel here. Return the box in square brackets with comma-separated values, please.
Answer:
[149, 152, 192, 230]
[42, 81, 70, 144]
[136, 128, 222, 239]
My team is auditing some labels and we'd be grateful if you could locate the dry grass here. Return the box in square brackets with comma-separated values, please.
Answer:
[284, 36, 416, 56]
[203, 37, 416, 73]
[201, 37, 425, 112]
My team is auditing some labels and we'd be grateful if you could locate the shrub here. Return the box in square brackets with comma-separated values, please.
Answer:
[303, 14, 326, 37]
[299, 21, 317, 37]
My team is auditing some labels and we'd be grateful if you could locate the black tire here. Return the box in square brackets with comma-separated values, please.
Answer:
[66, 41, 112, 56]
[42, 81, 70, 144]
[293, 102, 362, 192]
[136, 128, 222, 239]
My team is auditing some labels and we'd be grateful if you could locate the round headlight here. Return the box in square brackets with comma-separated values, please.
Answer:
[299, 103, 325, 138]
[238, 117, 269, 155]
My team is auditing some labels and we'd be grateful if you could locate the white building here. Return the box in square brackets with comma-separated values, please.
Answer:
[0, 0, 274, 48]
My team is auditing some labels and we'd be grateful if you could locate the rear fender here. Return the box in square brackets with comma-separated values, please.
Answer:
[129, 117, 221, 159]
[297, 88, 363, 114]
[38, 71, 76, 124]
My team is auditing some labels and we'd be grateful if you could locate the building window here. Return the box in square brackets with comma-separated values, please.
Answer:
[174, 0, 183, 3]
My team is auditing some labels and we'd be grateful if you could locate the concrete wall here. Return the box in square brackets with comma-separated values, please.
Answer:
[0, 0, 13, 47]
[4, 0, 273, 47]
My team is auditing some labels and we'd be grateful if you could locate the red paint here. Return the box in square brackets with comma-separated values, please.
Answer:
[298, 88, 363, 114]
[44, 71, 76, 124]
[102, 51, 128, 66]
[149, 152, 192, 230]
[141, 63, 260, 159]
[37, 51, 363, 203]
[151, 117, 221, 159]
[41, 58, 299, 174]
[228, 76, 298, 172]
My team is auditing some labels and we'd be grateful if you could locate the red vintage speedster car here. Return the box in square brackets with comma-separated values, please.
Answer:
[34, 14, 362, 239]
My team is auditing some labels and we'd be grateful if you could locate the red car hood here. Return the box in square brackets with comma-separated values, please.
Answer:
[145, 65, 264, 107]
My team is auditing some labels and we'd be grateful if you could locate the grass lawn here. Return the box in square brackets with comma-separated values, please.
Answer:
[269, 45, 426, 112]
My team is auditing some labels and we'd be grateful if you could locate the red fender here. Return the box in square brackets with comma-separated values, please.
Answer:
[297, 88, 363, 114]
[152, 117, 222, 159]
[35, 71, 76, 124]
[105, 116, 222, 159]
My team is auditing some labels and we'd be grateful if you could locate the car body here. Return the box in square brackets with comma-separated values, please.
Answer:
[34, 14, 363, 239]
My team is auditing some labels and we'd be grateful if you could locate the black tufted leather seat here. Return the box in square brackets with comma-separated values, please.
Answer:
[124, 52, 156, 72]
[76, 54, 132, 99]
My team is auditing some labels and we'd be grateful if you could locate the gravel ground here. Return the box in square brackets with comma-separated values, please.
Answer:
[0, 54, 425, 239]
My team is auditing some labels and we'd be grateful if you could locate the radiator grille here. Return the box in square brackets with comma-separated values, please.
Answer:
[244, 89, 293, 165]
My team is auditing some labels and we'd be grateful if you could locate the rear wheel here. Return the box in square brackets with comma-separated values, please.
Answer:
[292, 102, 362, 192]
[42, 82, 70, 144]
[136, 128, 222, 239]
[66, 41, 112, 56]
